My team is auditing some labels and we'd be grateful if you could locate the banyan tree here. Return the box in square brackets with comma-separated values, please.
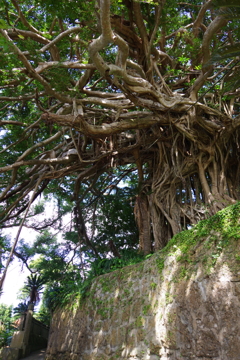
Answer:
[0, 0, 240, 255]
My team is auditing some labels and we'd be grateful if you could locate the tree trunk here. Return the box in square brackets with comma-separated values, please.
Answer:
[134, 194, 152, 255]
[138, 130, 239, 253]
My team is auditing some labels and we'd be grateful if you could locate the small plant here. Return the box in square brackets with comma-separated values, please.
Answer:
[156, 257, 165, 274]
[179, 266, 187, 279]
[135, 316, 144, 328]
[150, 282, 157, 290]
[142, 304, 151, 315]
[165, 292, 174, 305]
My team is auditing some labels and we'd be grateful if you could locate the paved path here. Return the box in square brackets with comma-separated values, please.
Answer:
[20, 349, 46, 360]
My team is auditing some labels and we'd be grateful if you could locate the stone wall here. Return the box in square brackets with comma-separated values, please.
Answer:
[46, 237, 240, 360]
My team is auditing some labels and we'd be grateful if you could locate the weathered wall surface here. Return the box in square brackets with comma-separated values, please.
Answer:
[46, 237, 240, 360]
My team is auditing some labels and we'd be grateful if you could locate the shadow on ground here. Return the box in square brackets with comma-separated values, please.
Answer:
[20, 349, 46, 360]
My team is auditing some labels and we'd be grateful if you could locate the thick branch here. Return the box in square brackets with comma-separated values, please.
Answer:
[202, 16, 228, 68]
[35, 61, 95, 74]
[41, 112, 163, 136]
[192, 0, 213, 36]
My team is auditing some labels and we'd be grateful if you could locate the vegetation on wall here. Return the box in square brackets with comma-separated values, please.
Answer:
[160, 200, 240, 274]
[0, 304, 14, 348]
[37, 201, 240, 316]
[1, 200, 239, 328]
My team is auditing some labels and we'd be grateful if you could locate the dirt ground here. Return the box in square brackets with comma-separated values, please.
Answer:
[20, 349, 46, 360]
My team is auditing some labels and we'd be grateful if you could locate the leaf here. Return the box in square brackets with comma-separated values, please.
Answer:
[222, 69, 240, 93]
[210, 43, 240, 63]
[0, 19, 8, 29]
[216, 7, 240, 19]
[212, 0, 240, 7]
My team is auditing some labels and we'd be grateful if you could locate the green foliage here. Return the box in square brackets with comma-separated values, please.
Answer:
[42, 275, 81, 312]
[22, 274, 46, 305]
[0, 19, 8, 29]
[213, 0, 240, 5]
[39, 249, 146, 310]
[18, 229, 76, 283]
[162, 201, 240, 268]
[211, 44, 240, 62]
[34, 304, 51, 327]
[0, 304, 14, 348]
[13, 302, 28, 318]
[87, 250, 145, 278]
[36, 0, 94, 24]
[156, 256, 165, 274]
[210, 0, 240, 91]
[91, 185, 139, 256]
[18, 201, 239, 316]
[0, 232, 10, 272]
[213, 0, 240, 17]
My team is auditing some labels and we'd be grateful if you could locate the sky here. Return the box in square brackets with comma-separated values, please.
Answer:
[0, 226, 36, 307]
[0, 196, 58, 307]
[1, 261, 28, 307]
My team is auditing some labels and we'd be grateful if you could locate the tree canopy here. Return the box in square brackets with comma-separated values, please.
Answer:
[0, 0, 240, 280]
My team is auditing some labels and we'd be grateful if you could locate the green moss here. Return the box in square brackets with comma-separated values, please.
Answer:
[98, 277, 113, 293]
[156, 202, 240, 275]
[150, 282, 157, 290]
[156, 256, 165, 274]
[96, 307, 109, 319]
[135, 316, 144, 328]
[123, 288, 131, 297]
[167, 312, 176, 324]
[163, 202, 240, 255]
[165, 292, 174, 305]
[179, 266, 187, 279]
[142, 304, 151, 315]
[165, 330, 177, 347]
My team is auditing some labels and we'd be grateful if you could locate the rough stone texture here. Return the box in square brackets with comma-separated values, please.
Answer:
[0, 347, 20, 360]
[45, 238, 240, 360]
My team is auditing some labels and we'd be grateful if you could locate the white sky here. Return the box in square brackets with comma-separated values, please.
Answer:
[0, 197, 70, 308]
[0, 197, 58, 307]
[0, 226, 37, 307]
[0, 261, 28, 307]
